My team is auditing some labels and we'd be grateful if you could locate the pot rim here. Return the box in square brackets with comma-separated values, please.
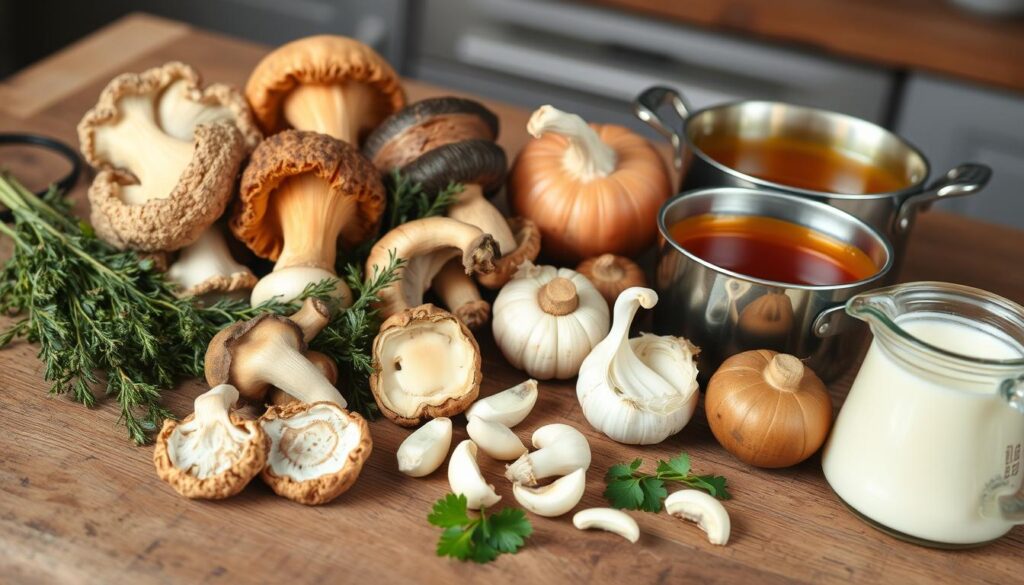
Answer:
[658, 187, 895, 292]
[681, 100, 932, 201]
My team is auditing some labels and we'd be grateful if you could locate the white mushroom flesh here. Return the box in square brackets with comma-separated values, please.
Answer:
[157, 79, 238, 141]
[465, 379, 538, 428]
[512, 468, 586, 517]
[262, 403, 364, 482]
[447, 440, 501, 510]
[664, 490, 731, 546]
[397, 417, 453, 477]
[505, 423, 591, 486]
[167, 228, 253, 296]
[466, 415, 527, 460]
[572, 508, 640, 543]
[167, 384, 256, 479]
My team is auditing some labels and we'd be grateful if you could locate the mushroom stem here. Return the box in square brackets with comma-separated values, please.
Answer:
[764, 354, 804, 392]
[432, 258, 490, 330]
[538, 277, 579, 316]
[527, 105, 617, 181]
[273, 173, 356, 272]
[282, 82, 381, 145]
[289, 298, 332, 342]
[166, 228, 255, 300]
[447, 184, 518, 254]
[193, 383, 239, 428]
[257, 337, 347, 406]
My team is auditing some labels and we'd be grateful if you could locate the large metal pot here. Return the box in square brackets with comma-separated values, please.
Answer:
[635, 86, 991, 257]
[656, 188, 894, 381]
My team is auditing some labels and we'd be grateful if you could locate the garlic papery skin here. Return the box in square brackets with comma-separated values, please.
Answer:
[664, 490, 731, 546]
[448, 440, 501, 510]
[396, 417, 453, 477]
[573, 508, 640, 543]
[467, 415, 527, 460]
[505, 423, 591, 486]
[464, 379, 538, 428]
[512, 468, 586, 517]
[576, 286, 699, 445]
[492, 263, 609, 380]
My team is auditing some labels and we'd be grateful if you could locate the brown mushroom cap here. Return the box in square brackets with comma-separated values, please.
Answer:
[259, 401, 373, 505]
[204, 314, 307, 402]
[245, 35, 405, 138]
[476, 216, 542, 289]
[232, 129, 385, 259]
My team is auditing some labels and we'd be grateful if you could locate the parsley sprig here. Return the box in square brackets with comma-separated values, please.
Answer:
[604, 452, 731, 512]
[428, 493, 532, 563]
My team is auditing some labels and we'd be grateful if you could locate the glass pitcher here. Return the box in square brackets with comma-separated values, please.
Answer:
[822, 281, 1024, 547]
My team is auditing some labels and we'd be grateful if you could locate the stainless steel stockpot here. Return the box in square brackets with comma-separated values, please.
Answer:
[635, 86, 991, 258]
[656, 188, 893, 381]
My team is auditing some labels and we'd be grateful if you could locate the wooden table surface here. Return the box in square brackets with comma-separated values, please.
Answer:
[589, 0, 1024, 95]
[1, 14, 1022, 585]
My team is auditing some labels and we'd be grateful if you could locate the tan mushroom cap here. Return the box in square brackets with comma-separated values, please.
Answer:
[204, 313, 307, 402]
[245, 35, 406, 137]
[232, 130, 385, 259]
[477, 217, 542, 289]
[259, 401, 373, 505]
[152, 411, 269, 500]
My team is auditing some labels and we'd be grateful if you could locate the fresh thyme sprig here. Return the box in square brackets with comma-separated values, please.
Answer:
[384, 169, 463, 232]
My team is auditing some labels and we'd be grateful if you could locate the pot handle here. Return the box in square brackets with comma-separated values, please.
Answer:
[811, 304, 854, 338]
[893, 163, 991, 234]
[994, 375, 1024, 523]
[633, 86, 692, 170]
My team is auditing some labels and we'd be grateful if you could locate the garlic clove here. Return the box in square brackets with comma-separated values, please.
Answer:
[466, 416, 527, 461]
[396, 417, 453, 477]
[447, 440, 501, 510]
[664, 490, 731, 546]
[464, 379, 538, 428]
[505, 423, 591, 486]
[572, 508, 640, 543]
[512, 468, 586, 517]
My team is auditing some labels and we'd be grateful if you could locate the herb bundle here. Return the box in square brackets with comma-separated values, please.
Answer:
[428, 493, 533, 563]
[604, 452, 731, 512]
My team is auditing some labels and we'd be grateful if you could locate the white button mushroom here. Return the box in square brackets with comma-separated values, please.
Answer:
[664, 489, 731, 546]
[512, 468, 586, 517]
[504, 423, 591, 486]
[572, 508, 640, 543]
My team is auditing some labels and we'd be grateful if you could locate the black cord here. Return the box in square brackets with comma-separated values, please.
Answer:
[0, 133, 82, 221]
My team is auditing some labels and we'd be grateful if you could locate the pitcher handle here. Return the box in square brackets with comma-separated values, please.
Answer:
[996, 375, 1024, 523]
[633, 86, 692, 170]
[893, 163, 991, 234]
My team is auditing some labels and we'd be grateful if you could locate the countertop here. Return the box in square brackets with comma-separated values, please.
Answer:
[1, 13, 1022, 585]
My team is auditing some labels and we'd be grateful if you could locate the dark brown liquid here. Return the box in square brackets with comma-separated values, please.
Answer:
[699, 136, 908, 194]
[668, 214, 878, 286]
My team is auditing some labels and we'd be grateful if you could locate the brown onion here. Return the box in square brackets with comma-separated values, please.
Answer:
[576, 254, 647, 308]
[705, 350, 832, 468]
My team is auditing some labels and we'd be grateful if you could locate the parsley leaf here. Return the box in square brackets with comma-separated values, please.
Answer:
[428, 494, 532, 563]
[604, 451, 732, 512]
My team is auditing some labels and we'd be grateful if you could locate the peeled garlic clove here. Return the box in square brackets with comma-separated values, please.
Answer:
[447, 440, 501, 510]
[505, 423, 591, 486]
[466, 416, 527, 460]
[512, 468, 586, 517]
[664, 489, 731, 546]
[397, 417, 453, 477]
[465, 379, 538, 428]
[572, 508, 640, 543]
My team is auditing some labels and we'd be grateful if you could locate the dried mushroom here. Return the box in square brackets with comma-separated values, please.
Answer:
[166, 227, 257, 301]
[431, 257, 490, 330]
[260, 401, 372, 505]
[245, 35, 405, 145]
[233, 130, 385, 305]
[364, 96, 540, 289]
[78, 62, 261, 252]
[153, 384, 268, 499]
[365, 216, 498, 320]
[370, 304, 481, 426]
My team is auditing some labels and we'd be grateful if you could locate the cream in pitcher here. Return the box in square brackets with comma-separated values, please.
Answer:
[822, 282, 1024, 547]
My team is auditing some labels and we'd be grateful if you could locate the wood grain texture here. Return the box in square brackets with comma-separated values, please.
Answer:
[587, 0, 1024, 94]
[1, 14, 1022, 585]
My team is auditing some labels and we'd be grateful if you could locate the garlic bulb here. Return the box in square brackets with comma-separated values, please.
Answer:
[492, 262, 610, 380]
[576, 287, 699, 445]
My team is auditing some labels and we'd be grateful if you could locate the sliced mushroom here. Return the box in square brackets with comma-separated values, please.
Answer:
[78, 62, 261, 252]
[512, 468, 586, 517]
[260, 401, 372, 505]
[166, 227, 257, 301]
[572, 508, 640, 543]
[364, 96, 540, 289]
[664, 490, 731, 546]
[364, 216, 498, 320]
[448, 439, 501, 510]
[466, 415, 527, 460]
[369, 304, 481, 426]
[153, 384, 268, 499]
[204, 308, 346, 407]
[397, 417, 453, 477]
[245, 35, 405, 145]
[464, 379, 538, 428]
[505, 423, 591, 486]
[233, 130, 385, 306]
[268, 350, 338, 407]
[432, 257, 490, 330]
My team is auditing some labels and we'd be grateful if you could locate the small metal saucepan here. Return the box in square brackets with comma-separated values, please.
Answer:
[656, 188, 894, 381]
[634, 86, 991, 259]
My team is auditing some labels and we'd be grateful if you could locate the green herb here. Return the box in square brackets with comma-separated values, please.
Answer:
[384, 170, 463, 232]
[604, 452, 731, 512]
[428, 493, 533, 563]
[0, 174, 306, 444]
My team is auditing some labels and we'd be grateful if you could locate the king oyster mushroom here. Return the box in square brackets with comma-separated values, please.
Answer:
[245, 35, 405, 145]
[232, 130, 385, 306]
[364, 97, 541, 289]
[369, 304, 482, 426]
[153, 384, 269, 499]
[260, 401, 372, 505]
[365, 216, 498, 322]
[78, 62, 261, 252]
[166, 226, 257, 301]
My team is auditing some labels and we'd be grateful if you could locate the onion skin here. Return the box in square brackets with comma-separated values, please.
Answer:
[704, 350, 833, 468]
